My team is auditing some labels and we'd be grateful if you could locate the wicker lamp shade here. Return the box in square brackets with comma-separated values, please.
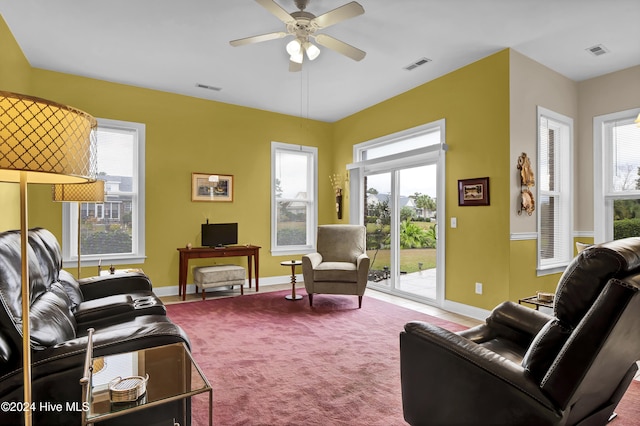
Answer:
[0, 91, 97, 184]
[52, 179, 106, 280]
[52, 179, 105, 202]
[0, 91, 97, 426]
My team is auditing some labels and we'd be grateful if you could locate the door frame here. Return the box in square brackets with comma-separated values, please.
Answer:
[347, 119, 447, 306]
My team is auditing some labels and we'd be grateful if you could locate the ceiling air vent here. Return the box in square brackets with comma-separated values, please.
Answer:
[404, 57, 432, 71]
[586, 44, 609, 57]
[196, 83, 222, 91]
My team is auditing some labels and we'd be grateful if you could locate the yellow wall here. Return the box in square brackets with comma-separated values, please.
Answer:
[506, 57, 640, 301]
[0, 15, 31, 230]
[507, 50, 579, 299]
[333, 50, 511, 310]
[0, 18, 336, 285]
[0, 16, 30, 92]
[1, 16, 637, 312]
[25, 70, 335, 285]
[0, 19, 531, 310]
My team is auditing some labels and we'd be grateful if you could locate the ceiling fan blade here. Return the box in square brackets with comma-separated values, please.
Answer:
[255, 0, 295, 24]
[315, 34, 366, 61]
[312, 1, 364, 29]
[230, 31, 287, 47]
[289, 60, 302, 72]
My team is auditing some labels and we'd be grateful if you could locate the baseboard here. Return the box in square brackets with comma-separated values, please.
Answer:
[442, 299, 492, 321]
[153, 274, 299, 297]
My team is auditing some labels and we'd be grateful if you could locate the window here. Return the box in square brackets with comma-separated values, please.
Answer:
[105, 201, 121, 220]
[537, 107, 573, 274]
[62, 118, 146, 266]
[271, 142, 317, 255]
[594, 108, 640, 242]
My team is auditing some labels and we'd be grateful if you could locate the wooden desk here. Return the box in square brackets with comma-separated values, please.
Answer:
[177, 245, 260, 301]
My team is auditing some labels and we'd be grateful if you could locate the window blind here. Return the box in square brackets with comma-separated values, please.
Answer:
[538, 109, 572, 270]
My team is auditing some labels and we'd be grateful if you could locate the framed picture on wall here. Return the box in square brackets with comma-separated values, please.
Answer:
[458, 177, 490, 206]
[191, 173, 234, 202]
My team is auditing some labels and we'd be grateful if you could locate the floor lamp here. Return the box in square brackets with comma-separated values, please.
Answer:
[52, 180, 105, 279]
[0, 91, 97, 426]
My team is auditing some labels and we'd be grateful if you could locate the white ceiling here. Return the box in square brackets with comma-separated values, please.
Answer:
[1, 0, 638, 122]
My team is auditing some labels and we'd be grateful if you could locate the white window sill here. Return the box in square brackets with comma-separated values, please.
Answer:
[271, 248, 314, 257]
[536, 264, 568, 277]
[63, 255, 146, 269]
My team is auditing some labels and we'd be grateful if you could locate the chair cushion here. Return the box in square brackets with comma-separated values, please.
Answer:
[554, 237, 640, 327]
[0, 232, 49, 322]
[57, 269, 84, 311]
[314, 262, 357, 282]
[521, 319, 572, 382]
[195, 279, 245, 290]
[74, 294, 134, 324]
[193, 265, 245, 284]
[30, 283, 77, 348]
[317, 225, 366, 263]
[28, 228, 63, 290]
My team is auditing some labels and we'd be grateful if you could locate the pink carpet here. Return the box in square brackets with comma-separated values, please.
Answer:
[614, 380, 640, 425]
[165, 290, 640, 426]
[166, 290, 465, 425]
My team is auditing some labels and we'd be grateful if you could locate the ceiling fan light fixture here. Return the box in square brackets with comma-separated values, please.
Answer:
[286, 39, 302, 56]
[290, 50, 304, 64]
[231, 0, 367, 70]
[303, 41, 320, 61]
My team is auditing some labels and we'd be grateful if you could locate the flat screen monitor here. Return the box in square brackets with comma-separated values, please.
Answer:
[201, 223, 238, 248]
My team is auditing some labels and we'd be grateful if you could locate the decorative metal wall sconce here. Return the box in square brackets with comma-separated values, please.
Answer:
[330, 173, 346, 219]
[517, 152, 535, 215]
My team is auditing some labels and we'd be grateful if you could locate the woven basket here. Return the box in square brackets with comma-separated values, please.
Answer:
[109, 374, 149, 403]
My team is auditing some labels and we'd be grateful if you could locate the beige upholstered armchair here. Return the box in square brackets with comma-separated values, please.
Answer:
[302, 224, 370, 308]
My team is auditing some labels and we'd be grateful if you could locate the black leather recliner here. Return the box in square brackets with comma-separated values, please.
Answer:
[0, 228, 191, 425]
[400, 237, 640, 425]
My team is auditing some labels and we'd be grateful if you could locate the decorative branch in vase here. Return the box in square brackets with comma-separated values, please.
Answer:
[330, 173, 345, 219]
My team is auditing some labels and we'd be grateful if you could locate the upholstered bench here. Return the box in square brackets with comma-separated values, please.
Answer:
[193, 264, 246, 299]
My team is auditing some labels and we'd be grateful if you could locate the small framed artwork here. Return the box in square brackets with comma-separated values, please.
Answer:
[191, 173, 234, 202]
[458, 177, 490, 206]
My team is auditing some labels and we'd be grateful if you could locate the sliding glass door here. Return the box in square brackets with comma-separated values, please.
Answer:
[350, 120, 445, 305]
[365, 171, 392, 289]
[398, 165, 438, 299]
[364, 164, 438, 300]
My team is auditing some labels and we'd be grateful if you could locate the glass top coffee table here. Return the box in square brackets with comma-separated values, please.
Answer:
[518, 295, 553, 310]
[82, 340, 212, 426]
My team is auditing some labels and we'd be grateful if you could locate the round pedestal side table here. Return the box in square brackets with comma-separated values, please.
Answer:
[280, 260, 303, 301]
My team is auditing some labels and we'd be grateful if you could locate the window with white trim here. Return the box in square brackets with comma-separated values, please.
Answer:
[271, 142, 317, 255]
[62, 118, 146, 266]
[537, 107, 573, 274]
[594, 108, 640, 242]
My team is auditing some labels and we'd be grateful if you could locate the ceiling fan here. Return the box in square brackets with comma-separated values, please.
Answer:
[230, 0, 366, 72]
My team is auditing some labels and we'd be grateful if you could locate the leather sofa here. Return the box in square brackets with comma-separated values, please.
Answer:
[400, 237, 640, 425]
[0, 228, 191, 425]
